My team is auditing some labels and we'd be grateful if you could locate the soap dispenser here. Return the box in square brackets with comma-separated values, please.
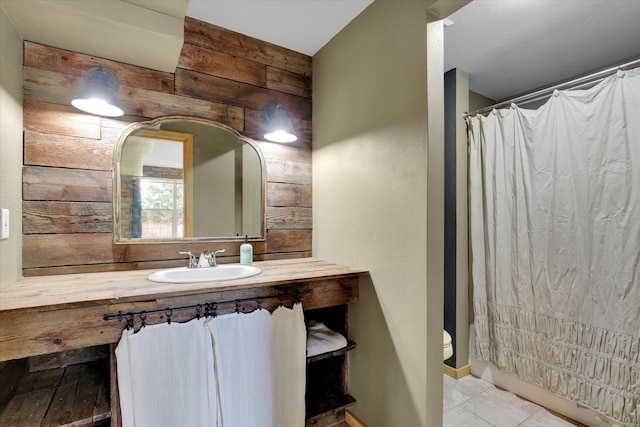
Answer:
[240, 235, 253, 265]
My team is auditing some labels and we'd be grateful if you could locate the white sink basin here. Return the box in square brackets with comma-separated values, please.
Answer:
[148, 265, 261, 283]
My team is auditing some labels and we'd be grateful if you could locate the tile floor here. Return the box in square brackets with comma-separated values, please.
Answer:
[443, 374, 586, 427]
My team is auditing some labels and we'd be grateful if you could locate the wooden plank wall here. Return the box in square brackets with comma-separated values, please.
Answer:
[21, 17, 313, 276]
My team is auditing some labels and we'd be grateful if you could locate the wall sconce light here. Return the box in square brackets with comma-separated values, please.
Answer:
[71, 65, 124, 117]
[262, 104, 297, 143]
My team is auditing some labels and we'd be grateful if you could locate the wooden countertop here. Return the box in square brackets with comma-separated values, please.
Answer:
[0, 258, 367, 315]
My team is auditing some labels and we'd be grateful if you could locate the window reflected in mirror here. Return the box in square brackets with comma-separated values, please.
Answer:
[114, 117, 265, 244]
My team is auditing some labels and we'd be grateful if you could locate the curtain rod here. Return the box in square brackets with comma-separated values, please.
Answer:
[464, 58, 640, 118]
[103, 289, 312, 329]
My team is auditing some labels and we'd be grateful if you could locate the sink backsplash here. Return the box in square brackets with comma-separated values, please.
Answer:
[21, 17, 312, 277]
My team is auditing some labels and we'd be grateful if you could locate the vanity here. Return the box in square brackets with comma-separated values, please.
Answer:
[0, 258, 366, 427]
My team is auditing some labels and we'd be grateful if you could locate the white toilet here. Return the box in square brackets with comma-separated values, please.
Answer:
[443, 330, 454, 361]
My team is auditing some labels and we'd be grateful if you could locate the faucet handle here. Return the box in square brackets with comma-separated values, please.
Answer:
[178, 251, 197, 269]
[210, 249, 226, 267]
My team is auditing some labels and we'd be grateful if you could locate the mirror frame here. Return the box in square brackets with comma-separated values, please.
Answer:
[113, 115, 267, 244]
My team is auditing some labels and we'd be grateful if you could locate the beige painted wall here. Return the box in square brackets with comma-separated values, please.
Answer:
[469, 90, 495, 115]
[313, 1, 447, 425]
[0, 6, 23, 289]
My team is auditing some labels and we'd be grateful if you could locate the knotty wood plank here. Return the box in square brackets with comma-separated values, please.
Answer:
[226, 105, 245, 132]
[93, 370, 111, 423]
[0, 359, 28, 413]
[29, 346, 109, 372]
[24, 100, 101, 139]
[41, 362, 107, 427]
[22, 259, 187, 277]
[109, 344, 121, 427]
[262, 252, 311, 261]
[0, 305, 119, 362]
[22, 233, 116, 268]
[266, 66, 312, 98]
[184, 17, 312, 77]
[25, 41, 174, 93]
[23, 66, 84, 106]
[15, 367, 64, 394]
[99, 118, 138, 143]
[0, 387, 57, 427]
[118, 86, 231, 122]
[24, 131, 113, 171]
[267, 206, 312, 229]
[178, 43, 267, 86]
[23, 166, 112, 202]
[267, 183, 312, 207]
[23, 201, 112, 234]
[266, 158, 312, 185]
[257, 139, 312, 164]
[175, 68, 312, 121]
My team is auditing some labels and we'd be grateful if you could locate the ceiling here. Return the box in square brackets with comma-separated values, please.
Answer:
[444, 0, 640, 101]
[186, 0, 374, 57]
[3, 0, 639, 102]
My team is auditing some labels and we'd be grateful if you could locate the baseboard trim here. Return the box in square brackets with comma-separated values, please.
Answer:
[444, 363, 471, 379]
[346, 410, 367, 427]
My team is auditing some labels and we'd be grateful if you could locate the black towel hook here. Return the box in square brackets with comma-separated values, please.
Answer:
[139, 311, 147, 328]
[166, 309, 173, 324]
[126, 313, 134, 330]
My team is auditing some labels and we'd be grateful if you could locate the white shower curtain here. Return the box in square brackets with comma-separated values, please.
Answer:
[468, 67, 640, 427]
[115, 304, 306, 427]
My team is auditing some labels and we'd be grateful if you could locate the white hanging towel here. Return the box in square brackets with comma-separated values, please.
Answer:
[207, 303, 306, 427]
[115, 318, 220, 427]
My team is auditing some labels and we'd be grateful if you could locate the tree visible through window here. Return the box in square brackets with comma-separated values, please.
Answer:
[137, 177, 184, 238]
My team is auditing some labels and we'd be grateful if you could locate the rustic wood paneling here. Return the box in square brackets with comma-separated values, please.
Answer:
[21, 19, 313, 275]
[28, 346, 109, 372]
[267, 183, 312, 207]
[179, 43, 266, 86]
[23, 166, 112, 202]
[24, 131, 113, 170]
[267, 229, 312, 253]
[24, 41, 174, 93]
[175, 68, 312, 120]
[118, 86, 233, 122]
[183, 17, 312, 77]
[267, 207, 313, 229]
[0, 359, 28, 414]
[23, 201, 112, 234]
[266, 158, 312, 185]
[257, 139, 312, 164]
[267, 66, 312, 98]
[24, 99, 101, 139]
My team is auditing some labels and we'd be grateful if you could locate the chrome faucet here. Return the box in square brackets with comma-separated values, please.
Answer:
[209, 249, 226, 267]
[180, 249, 226, 268]
[178, 251, 198, 269]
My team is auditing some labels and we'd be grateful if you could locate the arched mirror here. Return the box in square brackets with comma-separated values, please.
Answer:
[113, 116, 266, 244]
